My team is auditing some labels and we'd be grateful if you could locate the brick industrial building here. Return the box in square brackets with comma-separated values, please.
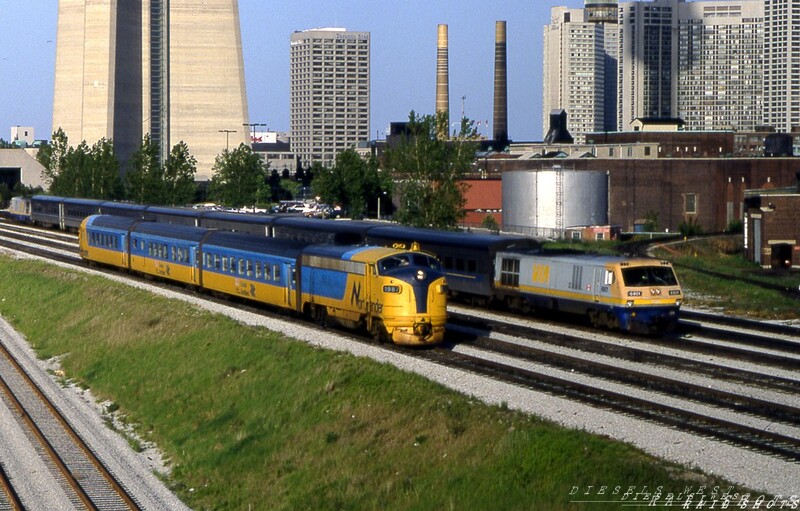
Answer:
[462, 129, 800, 238]
[744, 179, 800, 269]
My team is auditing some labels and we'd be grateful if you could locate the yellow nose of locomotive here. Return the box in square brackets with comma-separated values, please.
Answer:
[383, 276, 448, 346]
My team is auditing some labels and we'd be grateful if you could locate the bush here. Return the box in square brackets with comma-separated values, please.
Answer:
[726, 219, 743, 234]
[678, 217, 703, 237]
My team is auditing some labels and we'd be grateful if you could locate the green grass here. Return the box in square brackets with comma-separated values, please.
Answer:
[649, 236, 800, 320]
[0, 256, 751, 510]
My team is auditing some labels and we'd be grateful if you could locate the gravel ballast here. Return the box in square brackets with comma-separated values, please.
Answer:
[1, 248, 798, 502]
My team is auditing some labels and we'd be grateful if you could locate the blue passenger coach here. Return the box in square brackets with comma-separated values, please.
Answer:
[79, 215, 448, 345]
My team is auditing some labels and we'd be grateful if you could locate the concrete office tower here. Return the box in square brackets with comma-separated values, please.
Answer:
[542, 6, 608, 144]
[493, 21, 509, 148]
[764, 0, 799, 132]
[52, 0, 249, 181]
[290, 28, 370, 168]
[436, 24, 450, 138]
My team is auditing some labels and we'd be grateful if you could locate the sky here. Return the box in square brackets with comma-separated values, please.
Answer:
[0, 0, 586, 145]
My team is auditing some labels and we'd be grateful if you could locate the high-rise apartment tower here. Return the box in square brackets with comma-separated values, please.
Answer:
[618, 0, 763, 132]
[52, 0, 250, 180]
[290, 28, 370, 168]
[543, 3, 617, 143]
[764, 0, 800, 132]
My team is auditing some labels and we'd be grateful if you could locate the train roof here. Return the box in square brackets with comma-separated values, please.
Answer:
[365, 225, 540, 251]
[144, 206, 198, 218]
[198, 210, 276, 226]
[204, 230, 309, 258]
[100, 202, 147, 214]
[301, 243, 390, 259]
[272, 216, 376, 235]
[133, 220, 209, 241]
[65, 197, 105, 207]
[500, 250, 669, 266]
[85, 214, 140, 231]
[31, 194, 65, 203]
[33, 195, 109, 208]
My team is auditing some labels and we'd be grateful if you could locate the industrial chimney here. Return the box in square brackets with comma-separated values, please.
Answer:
[493, 20, 509, 149]
[436, 24, 450, 138]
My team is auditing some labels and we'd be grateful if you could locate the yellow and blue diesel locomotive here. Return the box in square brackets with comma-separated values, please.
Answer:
[492, 252, 682, 333]
[79, 215, 448, 346]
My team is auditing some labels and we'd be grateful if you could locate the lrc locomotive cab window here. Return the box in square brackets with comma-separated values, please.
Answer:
[621, 266, 678, 287]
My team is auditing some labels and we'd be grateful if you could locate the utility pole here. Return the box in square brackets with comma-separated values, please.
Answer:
[218, 129, 236, 151]
[243, 123, 268, 145]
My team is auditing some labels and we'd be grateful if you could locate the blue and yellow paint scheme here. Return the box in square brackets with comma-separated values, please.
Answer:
[494, 253, 682, 333]
[198, 230, 301, 312]
[79, 215, 447, 346]
[299, 245, 448, 345]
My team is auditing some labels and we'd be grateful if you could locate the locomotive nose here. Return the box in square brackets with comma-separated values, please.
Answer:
[413, 320, 433, 338]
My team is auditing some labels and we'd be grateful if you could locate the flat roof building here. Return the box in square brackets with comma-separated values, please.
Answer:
[290, 28, 370, 168]
[543, 4, 617, 144]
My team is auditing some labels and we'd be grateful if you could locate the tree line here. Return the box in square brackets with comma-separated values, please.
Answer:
[30, 111, 479, 229]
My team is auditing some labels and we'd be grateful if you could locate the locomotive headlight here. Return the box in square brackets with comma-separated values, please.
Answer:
[650, 288, 661, 295]
[383, 285, 401, 294]
[416, 270, 426, 281]
[675, 299, 682, 307]
[626, 300, 635, 307]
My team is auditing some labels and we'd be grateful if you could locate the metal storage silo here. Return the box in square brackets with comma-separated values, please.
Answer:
[502, 167, 608, 237]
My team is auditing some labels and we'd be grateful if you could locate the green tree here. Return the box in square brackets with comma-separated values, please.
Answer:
[37, 128, 71, 190]
[481, 214, 500, 233]
[163, 141, 198, 205]
[383, 111, 477, 230]
[38, 131, 122, 199]
[125, 137, 198, 205]
[643, 210, 659, 232]
[125, 134, 165, 204]
[85, 138, 123, 199]
[208, 143, 268, 208]
[312, 149, 384, 219]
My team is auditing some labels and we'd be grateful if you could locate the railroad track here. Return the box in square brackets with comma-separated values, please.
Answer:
[1, 222, 798, 479]
[0, 331, 141, 509]
[0, 464, 23, 511]
[440, 310, 800, 460]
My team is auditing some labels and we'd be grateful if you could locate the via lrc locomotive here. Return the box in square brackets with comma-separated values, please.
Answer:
[492, 252, 682, 333]
[79, 215, 448, 346]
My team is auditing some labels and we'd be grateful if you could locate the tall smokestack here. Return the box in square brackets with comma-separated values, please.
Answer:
[436, 24, 450, 138]
[493, 20, 509, 148]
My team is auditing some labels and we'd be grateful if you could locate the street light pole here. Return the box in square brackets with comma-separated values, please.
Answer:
[243, 123, 268, 145]
[218, 129, 236, 151]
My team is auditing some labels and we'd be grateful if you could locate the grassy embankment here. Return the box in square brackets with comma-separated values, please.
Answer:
[545, 235, 800, 321]
[648, 236, 800, 320]
[0, 255, 752, 510]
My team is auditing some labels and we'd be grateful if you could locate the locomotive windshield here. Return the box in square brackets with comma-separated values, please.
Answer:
[621, 266, 679, 287]
[378, 253, 441, 274]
